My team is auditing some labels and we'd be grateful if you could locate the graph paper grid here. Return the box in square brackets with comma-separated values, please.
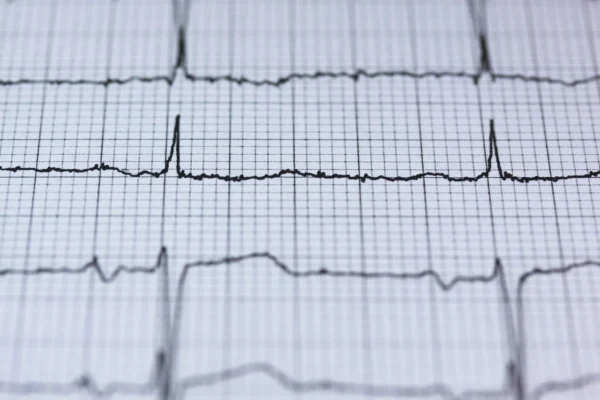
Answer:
[0, 1, 599, 399]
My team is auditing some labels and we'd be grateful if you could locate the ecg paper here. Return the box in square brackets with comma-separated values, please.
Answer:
[1, 0, 600, 399]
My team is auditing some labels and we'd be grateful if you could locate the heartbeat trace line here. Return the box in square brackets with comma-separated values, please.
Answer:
[3, 66, 599, 88]
[1, 116, 599, 184]
[1, 0, 600, 89]
[0, 248, 599, 399]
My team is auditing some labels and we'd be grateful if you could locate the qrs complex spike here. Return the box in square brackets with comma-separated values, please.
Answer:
[0, 248, 599, 399]
[1, 116, 599, 184]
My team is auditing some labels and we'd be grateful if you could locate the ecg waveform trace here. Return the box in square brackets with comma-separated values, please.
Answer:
[1, 249, 599, 400]
[1, 0, 600, 88]
[1, 116, 599, 184]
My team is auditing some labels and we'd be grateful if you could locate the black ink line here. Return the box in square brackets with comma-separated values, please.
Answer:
[0, 249, 599, 399]
[3, 68, 600, 88]
[1, 0, 599, 89]
[1, 116, 599, 184]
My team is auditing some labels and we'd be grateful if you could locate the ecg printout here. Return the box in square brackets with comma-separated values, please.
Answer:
[1, 0, 600, 399]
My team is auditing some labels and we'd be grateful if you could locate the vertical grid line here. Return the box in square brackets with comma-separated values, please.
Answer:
[8, 1, 58, 382]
